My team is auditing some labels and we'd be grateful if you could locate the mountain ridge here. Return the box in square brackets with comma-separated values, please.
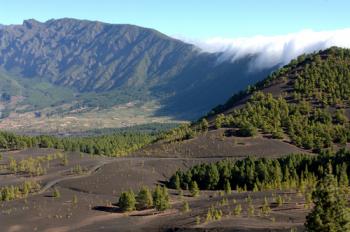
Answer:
[0, 18, 274, 133]
[0, 18, 199, 92]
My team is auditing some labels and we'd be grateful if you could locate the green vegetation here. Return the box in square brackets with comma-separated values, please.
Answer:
[0, 19, 271, 121]
[61, 154, 69, 166]
[206, 205, 223, 222]
[118, 186, 170, 212]
[0, 180, 40, 201]
[153, 185, 170, 211]
[261, 197, 271, 216]
[182, 200, 190, 213]
[136, 186, 153, 210]
[199, 118, 209, 132]
[160, 124, 197, 143]
[0, 130, 158, 157]
[118, 190, 136, 212]
[71, 164, 85, 175]
[169, 149, 350, 192]
[5, 152, 65, 176]
[224, 179, 232, 195]
[0, 71, 76, 117]
[276, 195, 284, 207]
[52, 187, 61, 198]
[189, 181, 200, 197]
[204, 47, 350, 151]
[77, 123, 179, 136]
[233, 204, 242, 216]
[160, 48, 350, 152]
[305, 173, 350, 231]
[248, 203, 255, 216]
[195, 216, 201, 225]
[210, 47, 350, 115]
[214, 91, 349, 151]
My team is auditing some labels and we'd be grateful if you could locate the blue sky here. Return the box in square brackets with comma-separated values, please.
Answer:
[0, 0, 349, 38]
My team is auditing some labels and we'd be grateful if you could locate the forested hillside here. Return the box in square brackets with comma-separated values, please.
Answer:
[169, 148, 349, 192]
[0, 129, 158, 157]
[204, 47, 350, 151]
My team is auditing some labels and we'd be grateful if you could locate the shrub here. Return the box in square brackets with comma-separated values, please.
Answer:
[261, 197, 271, 215]
[53, 187, 61, 198]
[276, 195, 284, 207]
[236, 123, 257, 137]
[234, 204, 242, 216]
[195, 216, 201, 225]
[200, 118, 209, 131]
[248, 204, 255, 216]
[72, 194, 78, 205]
[182, 200, 190, 212]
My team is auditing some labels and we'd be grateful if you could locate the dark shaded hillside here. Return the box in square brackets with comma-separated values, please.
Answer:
[0, 18, 273, 119]
[156, 55, 275, 118]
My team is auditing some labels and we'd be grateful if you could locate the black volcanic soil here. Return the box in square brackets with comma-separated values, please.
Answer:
[0, 131, 311, 232]
[133, 129, 308, 158]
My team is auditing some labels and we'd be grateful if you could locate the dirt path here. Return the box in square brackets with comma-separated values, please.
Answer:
[38, 160, 110, 194]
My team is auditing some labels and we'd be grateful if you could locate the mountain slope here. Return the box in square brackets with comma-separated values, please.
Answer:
[0, 19, 197, 92]
[208, 47, 350, 151]
[211, 47, 350, 114]
[0, 18, 273, 127]
[161, 47, 349, 152]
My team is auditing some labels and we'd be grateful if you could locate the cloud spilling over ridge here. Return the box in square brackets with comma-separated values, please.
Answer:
[178, 28, 350, 70]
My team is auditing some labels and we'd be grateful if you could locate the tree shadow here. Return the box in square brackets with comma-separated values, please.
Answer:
[92, 205, 122, 213]
[44, 194, 56, 198]
[158, 180, 168, 186]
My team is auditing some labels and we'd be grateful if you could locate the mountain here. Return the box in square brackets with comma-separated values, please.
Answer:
[0, 18, 274, 133]
[210, 47, 350, 115]
[0, 19, 198, 92]
[161, 47, 349, 153]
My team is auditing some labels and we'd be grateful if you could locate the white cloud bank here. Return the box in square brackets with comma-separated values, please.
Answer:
[179, 28, 350, 70]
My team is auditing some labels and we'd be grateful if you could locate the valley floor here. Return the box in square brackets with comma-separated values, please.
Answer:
[0, 130, 310, 232]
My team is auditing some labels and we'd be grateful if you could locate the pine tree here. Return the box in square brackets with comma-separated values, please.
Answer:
[170, 173, 181, 190]
[52, 187, 61, 198]
[234, 204, 242, 216]
[200, 118, 209, 132]
[182, 200, 190, 212]
[305, 174, 350, 231]
[136, 186, 153, 210]
[206, 164, 219, 189]
[276, 195, 284, 207]
[153, 185, 170, 211]
[190, 181, 200, 197]
[215, 114, 225, 129]
[261, 197, 271, 216]
[224, 179, 232, 195]
[339, 163, 349, 188]
[118, 190, 136, 212]
[248, 203, 255, 216]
